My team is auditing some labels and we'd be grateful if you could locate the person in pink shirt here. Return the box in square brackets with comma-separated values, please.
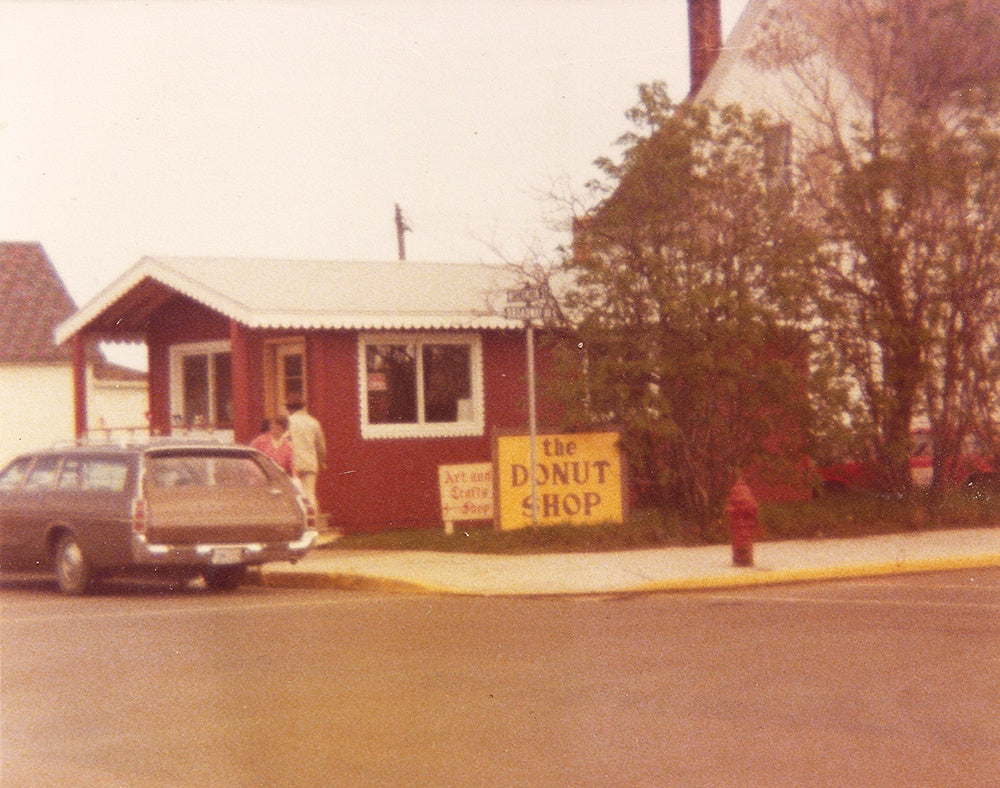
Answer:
[250, 415, 295, 476]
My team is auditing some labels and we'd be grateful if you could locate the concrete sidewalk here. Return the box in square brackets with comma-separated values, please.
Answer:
[256, 526, 1000, 596]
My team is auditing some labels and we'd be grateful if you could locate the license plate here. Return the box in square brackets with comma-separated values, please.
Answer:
[211, 547, 243, 565]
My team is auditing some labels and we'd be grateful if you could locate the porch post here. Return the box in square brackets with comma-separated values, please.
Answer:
[72, 334, 88, 439]
[229, 319, 252, 444]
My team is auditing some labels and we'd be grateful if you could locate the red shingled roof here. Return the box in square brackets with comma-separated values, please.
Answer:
[0, 242, 77, 363]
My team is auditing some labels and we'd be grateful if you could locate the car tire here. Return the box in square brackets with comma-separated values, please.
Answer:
[202, 565, 247, 592]
[54, 534, 93, 595]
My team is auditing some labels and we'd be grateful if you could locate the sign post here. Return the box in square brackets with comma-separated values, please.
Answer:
[526, 322, 538, 525]
[505, 283, 553, 526]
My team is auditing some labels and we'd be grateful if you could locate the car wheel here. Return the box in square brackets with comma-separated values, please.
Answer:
[202, 565, 247, 591]
[54, 534, 92, 595]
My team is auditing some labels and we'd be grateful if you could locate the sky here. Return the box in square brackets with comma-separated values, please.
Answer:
[1, 0, 748, 365]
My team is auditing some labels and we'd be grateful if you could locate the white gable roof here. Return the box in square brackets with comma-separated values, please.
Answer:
[694, 0, 871, 125]
[55, 257, 526, 344]
[694, 0, 774, 105]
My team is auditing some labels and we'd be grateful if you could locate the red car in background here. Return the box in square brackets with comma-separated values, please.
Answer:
[818, 428, 997, 493]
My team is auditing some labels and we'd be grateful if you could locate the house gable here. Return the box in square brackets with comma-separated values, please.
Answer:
[0, 242, 150, 462]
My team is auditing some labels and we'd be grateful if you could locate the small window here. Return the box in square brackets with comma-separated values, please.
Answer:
[263, 340, 306, 417]
[366, 343, 417, 425]
[23, 457, 61, 492]
[282, 351, 304, 404]
[360, 333, 484, 439]
[0, 457, 34, 492]
[423, 343, 472, 423]
[169, 342, 233, 430]
[763, 122, 792, 182]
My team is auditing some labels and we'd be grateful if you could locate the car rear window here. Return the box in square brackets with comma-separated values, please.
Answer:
[145, 453, 271, 489]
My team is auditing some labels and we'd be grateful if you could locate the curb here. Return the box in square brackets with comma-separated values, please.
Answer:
[631, 553, 1000, 594]
[257, 570, 431, 594]
[253, 552, 1000, 596]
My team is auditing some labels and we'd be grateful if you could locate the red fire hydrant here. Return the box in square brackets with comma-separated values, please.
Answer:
[725, 478, 759, 567]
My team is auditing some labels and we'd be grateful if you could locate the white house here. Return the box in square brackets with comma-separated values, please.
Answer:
[0, 242, 148, 465]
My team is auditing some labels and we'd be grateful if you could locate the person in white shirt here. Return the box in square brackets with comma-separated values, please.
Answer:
[286, 398, 327, 510]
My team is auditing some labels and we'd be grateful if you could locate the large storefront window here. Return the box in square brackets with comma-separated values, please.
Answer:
[360, 333, 483, 439]
[170, 341, 233, 430]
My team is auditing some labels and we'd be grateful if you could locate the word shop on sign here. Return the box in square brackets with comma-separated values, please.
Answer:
[495, 432, 624, 530]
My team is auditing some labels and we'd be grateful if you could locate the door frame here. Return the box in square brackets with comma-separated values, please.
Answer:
[263, 337, 307, 416]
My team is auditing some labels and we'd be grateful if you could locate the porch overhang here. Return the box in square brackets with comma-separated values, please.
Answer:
[54, 256, 528, 346]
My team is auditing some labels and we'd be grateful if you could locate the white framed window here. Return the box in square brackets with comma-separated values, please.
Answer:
[169, 340, 233, 431]
[359, 332, 484, 439]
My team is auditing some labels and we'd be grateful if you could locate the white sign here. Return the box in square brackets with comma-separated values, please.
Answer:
[438, 463, 494, 532]
[506, 283, 549, 304]
[504, 303, 556, 322]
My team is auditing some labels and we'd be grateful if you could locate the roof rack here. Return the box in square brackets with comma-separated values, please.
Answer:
[52, 430, 235, 450]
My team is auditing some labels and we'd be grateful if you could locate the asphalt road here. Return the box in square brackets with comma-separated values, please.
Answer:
[2, 570, 999, 786]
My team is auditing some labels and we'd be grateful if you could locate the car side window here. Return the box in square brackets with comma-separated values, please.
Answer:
[83, 459, 130, 492]
[56, 457, 130, 492]
[0, 457, 34, 492]
[22, 456, 61, 492]
[57, 458, 85, 490]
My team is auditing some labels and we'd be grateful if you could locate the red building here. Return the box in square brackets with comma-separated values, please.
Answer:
[55, 257, 540, 532]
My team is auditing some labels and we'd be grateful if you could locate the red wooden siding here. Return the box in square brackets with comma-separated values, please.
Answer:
[142, 295, 539, 532]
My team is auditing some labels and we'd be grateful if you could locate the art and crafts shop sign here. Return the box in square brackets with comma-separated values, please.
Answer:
[494, 431, 624, 530]
[438, 463, 493, 532]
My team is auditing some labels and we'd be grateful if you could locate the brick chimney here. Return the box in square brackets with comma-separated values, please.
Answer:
[687, 0, 723, 98]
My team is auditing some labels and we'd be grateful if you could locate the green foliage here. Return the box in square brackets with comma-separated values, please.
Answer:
[766, 485, 1000, 539]
[326, 491, 1000, 554]
[558, 83, 823, 534]
[754, 0, 1000, 497]
[760, 493, 927, 541]
[329, 511, 701, 554]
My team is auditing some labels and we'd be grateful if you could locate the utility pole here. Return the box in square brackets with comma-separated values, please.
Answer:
[394, 204, 411, 261]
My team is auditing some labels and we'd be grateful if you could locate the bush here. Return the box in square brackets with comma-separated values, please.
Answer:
[760, 492, 924, 540]
[327, 490, 1000, 554]
[331, 510, 700, 555]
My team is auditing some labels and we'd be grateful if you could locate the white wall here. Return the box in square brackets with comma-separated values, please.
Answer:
[0, 363, 151, 467]
[0, 363, 75, 465]
[88, 373, 149, 434]
[698, 1, 869, 157]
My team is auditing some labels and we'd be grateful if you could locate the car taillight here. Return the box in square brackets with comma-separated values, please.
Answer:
[131, 497, 147, 533]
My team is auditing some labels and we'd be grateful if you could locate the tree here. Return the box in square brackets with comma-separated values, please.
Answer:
[750, 0, 1000, 494]
[560, 84, 822, 535]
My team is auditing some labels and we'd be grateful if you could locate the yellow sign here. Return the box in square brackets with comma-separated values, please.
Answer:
[495, 431, 624, 530]
[438, 463, 494, 529]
